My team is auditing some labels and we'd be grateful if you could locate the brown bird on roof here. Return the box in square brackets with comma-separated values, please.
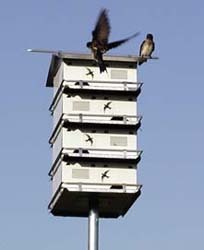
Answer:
[138, 33, 155, 65]
[87, 9, 140, 73]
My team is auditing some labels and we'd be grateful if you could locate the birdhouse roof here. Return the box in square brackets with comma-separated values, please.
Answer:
[46, 52, 139, 87]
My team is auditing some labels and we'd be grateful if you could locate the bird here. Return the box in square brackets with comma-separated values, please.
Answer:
[101, 170, 110, 181]
[104, 101, 112, 112]
[85, 134, 93, 145]
[86, 67, 94, 79]
[87, 8, 140, 73]
[138, 33, 155, 65]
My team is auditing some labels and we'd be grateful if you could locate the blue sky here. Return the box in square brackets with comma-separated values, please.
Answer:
[0, 0, 203, 249]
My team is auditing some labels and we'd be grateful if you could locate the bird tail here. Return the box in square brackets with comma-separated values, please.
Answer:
[96, 50, 107, 73]
[107, 31, 140, 50]
[98, 60, 107, 73]
[138, 58, 147, 66]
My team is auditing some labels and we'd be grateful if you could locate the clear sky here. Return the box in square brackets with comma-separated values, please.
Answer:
[0, 0, 203, 249]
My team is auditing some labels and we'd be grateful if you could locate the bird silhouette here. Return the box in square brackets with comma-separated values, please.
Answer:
[104, 101, 112, 112]
[101, 170, 110, 181]
[86, 67, 94, 79]
[87, 8, 140, 73]
[138, 33, 155, 65]
[85, 134, 93, 145]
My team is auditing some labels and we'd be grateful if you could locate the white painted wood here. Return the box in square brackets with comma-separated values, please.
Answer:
[51, 127, 138, 163]
[51, 161, 137, 197]
[51, 93, 137, 127]
[63, 65, 136, 82]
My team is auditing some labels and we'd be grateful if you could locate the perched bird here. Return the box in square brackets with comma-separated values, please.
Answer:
[138, 33, 155, 65]
[101, 170, 110, 181]
[104, 101, 112, 112]
[87, 8, 140, 73]
[85, 134, 93, 145]
[86, 67, 94, 79]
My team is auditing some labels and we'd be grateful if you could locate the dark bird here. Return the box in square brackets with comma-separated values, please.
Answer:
[101, 170, 110, 181]
[86, 67, 94, 79]
[85, 134, 93, 145]
[87, 9, 140, 73]
[104, 101, 112, 112]
[138, 33, 155, 65]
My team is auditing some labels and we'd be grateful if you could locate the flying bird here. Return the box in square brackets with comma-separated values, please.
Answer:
[101, 170, 110, 181]
[87, 8, 140, 73]
[104, 101, 112, 112]
[138, 33, 155, 65]
[85, 134, 94, 145]
[86, 67, 94, 79]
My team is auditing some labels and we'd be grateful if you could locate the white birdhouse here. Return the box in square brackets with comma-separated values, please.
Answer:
[46, 53, 142, 218]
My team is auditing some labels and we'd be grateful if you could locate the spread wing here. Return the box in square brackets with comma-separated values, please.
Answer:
[108, 32, 140, 50]
[92, 9, 110, 44]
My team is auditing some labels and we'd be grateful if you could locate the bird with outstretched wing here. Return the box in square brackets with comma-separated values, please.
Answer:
[87, 9, 140, 73]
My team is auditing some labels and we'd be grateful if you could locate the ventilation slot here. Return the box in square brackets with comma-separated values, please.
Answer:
[110, 136, 127, 146]
[72, 169, 90, 179]
[111, 70, 128, 79]
[72, 101, 90, 111]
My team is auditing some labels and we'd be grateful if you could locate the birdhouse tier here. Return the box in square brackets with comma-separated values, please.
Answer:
[50, 126, 142, 164]
[50, 160, 138, 197]
[50, 91, 141, 129]
[46, 53, 140, 88]
[49, 182, 141, 218]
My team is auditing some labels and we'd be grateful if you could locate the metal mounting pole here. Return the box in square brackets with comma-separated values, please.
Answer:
[88, 198, 99, 250]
